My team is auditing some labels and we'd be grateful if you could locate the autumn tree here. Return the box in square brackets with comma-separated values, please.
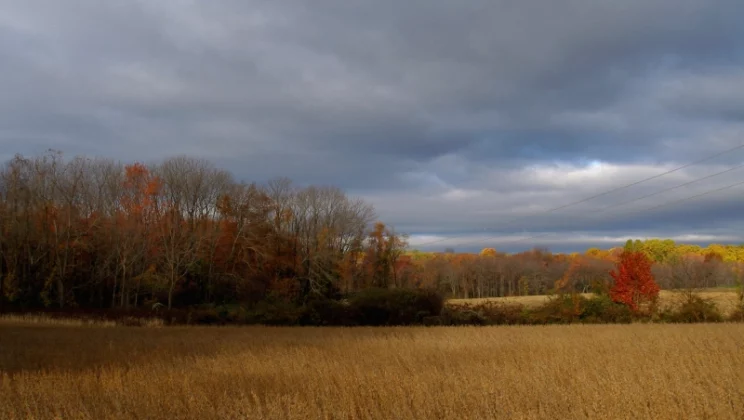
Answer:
[479, 248, 497, 257]
[153, 157, 200, 309]
[292, 185, 374, 298]
[113, 162, 161, 308]
[667, 253, 726, 291]
[641, 239, 677, 263]
[212, 182, 275, 301]
[623, 239, 644, 253]
[46, 155, 101, 308]
[362, 222, 408, 289]
[609, 250, 660, 311]
[0, 155, 31, 307]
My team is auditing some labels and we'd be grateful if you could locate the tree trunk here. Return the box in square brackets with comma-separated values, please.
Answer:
[0, 248, 4, 312]
[0, 272, 4, 312]
[56, 276, 65, 308]
[134, 273, 141, 308]
[120, 260, 127, 308]
[168, 266, 175, 310]
[111, 274, 118, 308]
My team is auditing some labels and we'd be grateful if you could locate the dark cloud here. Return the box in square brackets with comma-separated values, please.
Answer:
[2, 0, 744, 252]
[657, 71, 744, 122]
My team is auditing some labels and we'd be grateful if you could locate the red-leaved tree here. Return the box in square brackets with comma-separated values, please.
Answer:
[609, 250, 660, 311]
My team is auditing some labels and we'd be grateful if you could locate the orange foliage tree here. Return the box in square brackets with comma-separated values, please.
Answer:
[115, 162, 161, 308]
[361, 222, 408, 288]
[609, 250, 659, 311]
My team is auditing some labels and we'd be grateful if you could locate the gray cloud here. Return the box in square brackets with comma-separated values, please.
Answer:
[2, 0, 744, 252]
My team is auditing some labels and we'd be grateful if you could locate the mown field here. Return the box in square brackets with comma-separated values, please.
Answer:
[448, 288, 742, 316]
[1, 320, 743, 419]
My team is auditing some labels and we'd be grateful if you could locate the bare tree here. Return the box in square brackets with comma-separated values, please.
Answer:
[667, 253, 726, 293]
[155, 157, 202, 309]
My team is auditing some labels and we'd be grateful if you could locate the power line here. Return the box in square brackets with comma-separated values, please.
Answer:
[592, 162, 744, 215]
[443, 178, 744, 251]
[412, 143, 744, 248]
[637, 179, 744, 214]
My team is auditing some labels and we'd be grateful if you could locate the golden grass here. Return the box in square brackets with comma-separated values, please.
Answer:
[2, 324, 743, 419]
[448, 289, 743, 316]
[0, 314, 164, 328]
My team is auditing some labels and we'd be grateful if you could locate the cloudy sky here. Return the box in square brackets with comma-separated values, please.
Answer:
[2, 1, 744, 253]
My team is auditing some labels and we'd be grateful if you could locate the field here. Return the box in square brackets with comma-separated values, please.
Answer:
[448, 288, 743, 316]
[2, 321, 744, 419]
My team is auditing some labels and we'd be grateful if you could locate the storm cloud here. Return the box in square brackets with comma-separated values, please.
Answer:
[2, 0, 744, 252]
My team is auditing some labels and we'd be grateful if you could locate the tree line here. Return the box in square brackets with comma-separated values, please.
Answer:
[404, 240, 743, 300]
[1, 151, 742, 312]
[0, 151, 406, 310]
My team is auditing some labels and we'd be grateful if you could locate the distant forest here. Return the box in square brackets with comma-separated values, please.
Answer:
[407, 240, 742, 299]
[0, 151, 741, 310]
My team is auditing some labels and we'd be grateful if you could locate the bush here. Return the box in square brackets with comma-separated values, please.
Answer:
[298, 298, 359, 326]
[440, 302, 528, 326]
[730, 292, 744, 322]
[422, 315, 444, 326]
[186, 309, 221, 325]
[346, 288, 444, 326]
[476, 303, 527, 325]
[243, 301, 305, 325]
[522, 294, 636, 325]
[239, 288, 445, 326]
[440, 307, 487, 325]
[581, 294, 633, 324]
[728, 307, 744, 322]
[528, 294, 585, 324]
[441, 295, 635, 326]
[662, 294, 723, 323]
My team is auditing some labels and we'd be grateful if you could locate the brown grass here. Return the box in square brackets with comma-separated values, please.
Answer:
[448, 289, 742, 316]
[1, 323, 743, 419]
[0, 313, 165, 328]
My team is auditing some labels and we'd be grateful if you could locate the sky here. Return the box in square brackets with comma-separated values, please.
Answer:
[2, 0, 744, 253]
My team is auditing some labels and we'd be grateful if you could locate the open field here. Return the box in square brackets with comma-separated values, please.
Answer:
[1, 323, 743, 419]
[448, 288, 743, 316]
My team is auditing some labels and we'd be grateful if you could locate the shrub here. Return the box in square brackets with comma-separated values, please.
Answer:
[187, 309, 217, 325]
[347, 288, 444, 326]
[581, 294, 633, 324]
[528, 294, 585, 324]
[243, 301, 305, 325]
[299, 298, 359, 326]
[440, 306, 487, 325]
[731, 289, 744, 322]
[515, 294, 635, 325]
[728, 307, 744, 322]
[663, 294, 723, 323]
[422, 315, 444, 326]
[441, 302, 527, 326]
[475, 303, 527, 325]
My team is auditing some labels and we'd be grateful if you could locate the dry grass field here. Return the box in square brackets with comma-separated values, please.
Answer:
[448, 289, 743, 316]
[1, 320, 743, 419]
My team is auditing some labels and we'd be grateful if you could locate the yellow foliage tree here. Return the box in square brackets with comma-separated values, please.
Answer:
[479, 247, 497, 257]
